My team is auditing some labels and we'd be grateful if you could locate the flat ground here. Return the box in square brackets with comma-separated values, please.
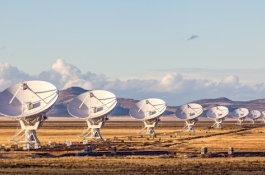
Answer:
[0, 117, 265, 174]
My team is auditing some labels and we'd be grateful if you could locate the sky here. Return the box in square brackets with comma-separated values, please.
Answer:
[0, 1, 265, 105]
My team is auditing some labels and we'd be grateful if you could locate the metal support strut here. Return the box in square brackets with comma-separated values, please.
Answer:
[9, 114, 47, 148]
[236, 117, 245, 125]
[249, 118, 258, 125]
[182, 118, 198, 132]
[211, 118, 224, 128]
[79, 116, 108, 141]
[138, 118, 160, 136]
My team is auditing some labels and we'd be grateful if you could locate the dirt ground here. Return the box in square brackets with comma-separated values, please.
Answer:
[0, 117, 265, 174]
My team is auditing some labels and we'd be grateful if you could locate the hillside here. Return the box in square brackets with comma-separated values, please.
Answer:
[47, 87, 265, 117]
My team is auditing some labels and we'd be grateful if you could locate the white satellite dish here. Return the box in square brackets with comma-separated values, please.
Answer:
[261, 111, 265, 124]
[67, 90, 117, 140]
[0, 81, 58, 147]
[231, 108, 249, 125]
[175, 103, 203, 132]
[206, 106, 229, 128]
[129, 98, 167, 136]
[248, 110, 261, 125]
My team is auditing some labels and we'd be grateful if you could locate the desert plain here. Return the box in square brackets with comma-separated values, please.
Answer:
[0, 117, 265, 174]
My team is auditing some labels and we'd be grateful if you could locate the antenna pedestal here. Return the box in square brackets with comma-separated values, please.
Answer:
[236, 117, 245, 125]
[250, 118, 258, 125]
[183, 119, 198, 132]
[138, 118, 159, 136]
[212, 118, 224, 128]
[79, 117, 107, 141]
[9, 114, 46, 148]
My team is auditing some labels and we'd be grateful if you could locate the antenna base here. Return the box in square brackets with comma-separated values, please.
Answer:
[137, 118, 159, 136]
[211, 118, 224, 128]
[9, 114, 47, 149]
[249, 118, 258, 125]
[79, 116, 107, 141]
[182, 118, 198, 132]
[235, 117, 246, 125]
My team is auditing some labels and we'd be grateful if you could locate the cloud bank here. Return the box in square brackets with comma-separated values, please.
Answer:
[1, 59, 265, 105]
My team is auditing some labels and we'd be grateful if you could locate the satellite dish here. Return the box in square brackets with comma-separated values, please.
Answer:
[248, 110, 261, 125]
[175, 103, 203, 132]
[231, 108, 249, 125]
[248, 110, 261, 119]
[261, 111, 265, 124]
[206, 106, 229, 128]
[207, 106, 229, 120]
[0, 81, 58, 148]
[67, 90, 117, 140]
[129, 98, 167, 135]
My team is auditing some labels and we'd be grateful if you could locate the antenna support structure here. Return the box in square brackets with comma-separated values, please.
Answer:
[67, 90, 117, 142]
[249, 118, 258, 125]
[138, 117, 160, 136]
[79, 116, 108, 140]
[0, 81, 59, 149]
[248, 110, 261, 126]
[211, 118, 224, 128]
[175, 103, 203, 133]
[236, 117, 246, 125]
[206, 106, 229, 129]
[129, 98, 167, 137]
[183, 118, 198, 132]
[9, 114, 47, 148]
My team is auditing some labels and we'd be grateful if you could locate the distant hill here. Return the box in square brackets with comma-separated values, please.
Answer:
[192, 97, 265, 112]
[47, 87, 88, 116]
[47, 87, 265, 117]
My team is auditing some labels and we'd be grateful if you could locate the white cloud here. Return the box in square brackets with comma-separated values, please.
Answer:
[218, 75, 239, 88]
[0, 62, 30, 89]
[1, 59, 265, 105]
[151, 68, 265, 85]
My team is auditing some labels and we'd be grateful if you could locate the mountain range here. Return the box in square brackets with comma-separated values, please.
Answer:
[47, 87, 265, 117]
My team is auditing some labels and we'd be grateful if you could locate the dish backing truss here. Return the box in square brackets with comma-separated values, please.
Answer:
[0, 81, 58, 148]
[206, 106, 229, 128]
[175, 103, 203, 132]
[67, 90, 117, 141]
[129, 98, 167, 136]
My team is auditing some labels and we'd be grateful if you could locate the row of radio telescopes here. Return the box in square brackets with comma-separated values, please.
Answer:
[0, 80, 264, 147]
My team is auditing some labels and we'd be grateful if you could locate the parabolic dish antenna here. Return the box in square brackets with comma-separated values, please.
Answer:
[0, 81, 58, 148]
[67, 90, 117, 140]
[261, 111, 265, 124]
[129, 98, 167, 135]
[176, 103, 203, 120]
[175, 103, 203, 132]
[248, 110, 261, 119]
[231, 108, 249, 125]
[206, 106, 229, 128]
[248, 110, 261, 125]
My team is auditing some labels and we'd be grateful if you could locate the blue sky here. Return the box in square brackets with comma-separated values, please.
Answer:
[0, 1, 265, 105]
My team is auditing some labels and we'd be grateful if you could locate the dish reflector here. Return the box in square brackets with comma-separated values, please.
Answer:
[68, 90, 117, 119]
[0, 81, 58, 118]
[175, 103, 203, 120]
[231, 108, 249, 119]
[129, 98, 167, 120]
[206, 106, 229, 119]
[248, 110, 261, 119]
[262, 111, 265, 118]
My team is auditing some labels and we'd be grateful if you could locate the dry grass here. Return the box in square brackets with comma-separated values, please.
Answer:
[0, 119, 265, 174]
[0, 156, 265, 174]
